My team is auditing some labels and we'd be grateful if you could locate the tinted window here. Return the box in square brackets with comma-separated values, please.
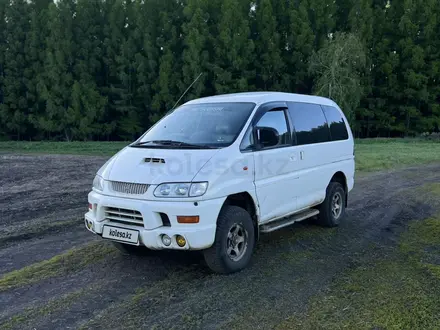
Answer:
[288, 102, 330, 145]
[322, 105, 349, 141]
[240, 108, 291, 150]
[256, 109, 291, 147]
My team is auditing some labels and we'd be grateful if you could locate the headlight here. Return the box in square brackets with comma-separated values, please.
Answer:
[189, 182, 208, 197]
[154, 182, 208, 197]
[93, 175, 104, 191]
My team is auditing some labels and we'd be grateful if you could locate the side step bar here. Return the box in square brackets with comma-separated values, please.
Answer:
[260, 209, 319, 233]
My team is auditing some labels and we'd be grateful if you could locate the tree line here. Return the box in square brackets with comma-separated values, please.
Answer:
[0, 0, 439, 141]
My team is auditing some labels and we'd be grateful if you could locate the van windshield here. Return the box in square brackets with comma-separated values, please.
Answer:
[133, 102, 255, 149]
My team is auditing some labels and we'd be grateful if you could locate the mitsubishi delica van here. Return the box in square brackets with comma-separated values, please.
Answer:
[85, 92, 355, 274]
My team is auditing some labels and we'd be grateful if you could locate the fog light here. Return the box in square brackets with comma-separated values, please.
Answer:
[86, 220, 93, 230]
[176, 235, 186, 247]
[162, 234, 171, 246]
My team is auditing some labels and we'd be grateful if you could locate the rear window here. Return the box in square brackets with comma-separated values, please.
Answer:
[287, 102, 330, 145]
[321, 105, 349, 141]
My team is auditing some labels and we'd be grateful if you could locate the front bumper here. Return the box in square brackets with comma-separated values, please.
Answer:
[85, 191, 224, 250]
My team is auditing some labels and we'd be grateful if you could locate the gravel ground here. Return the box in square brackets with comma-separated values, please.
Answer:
[0, 154, 439, 330]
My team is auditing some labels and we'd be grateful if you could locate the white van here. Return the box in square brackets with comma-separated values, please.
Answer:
[85, 92, 355, 273]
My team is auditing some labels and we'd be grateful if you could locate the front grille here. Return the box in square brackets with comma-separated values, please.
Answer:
[110, 181, 149, 195]
[105, 207, 143, 226]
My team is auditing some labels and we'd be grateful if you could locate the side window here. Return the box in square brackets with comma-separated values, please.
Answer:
[256, 109, 291, 147]
[322, 105, 349, 141]
[288, 102, 330, 145]
[240, 108, 291, 151]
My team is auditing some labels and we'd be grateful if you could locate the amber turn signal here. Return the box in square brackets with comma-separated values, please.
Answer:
[177, 216, 199, 224]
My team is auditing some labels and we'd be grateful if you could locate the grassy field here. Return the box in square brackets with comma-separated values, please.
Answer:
[279, 214, 440, 330]
[355, 139, 440, 172]
[0, 141, 128, 156]
[0, 241, 115, 292]
[1, 139, 440, 172]
[277, 183, 440, 330]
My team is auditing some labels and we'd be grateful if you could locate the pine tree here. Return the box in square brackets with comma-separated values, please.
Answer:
[182, 0, 212, 99]
[335, 0, 353, 32]
[396, 0, 438, 135]
[426, 1, 440, 133]
[285, 0, 314, 93]
[151, 0, 184, 120]
[368, 1, 401, 137]
[40, 0, 76, 140]
[0, 0, 6, 138]
[254, 0, 284, 90]
[110, 0, 145, 140]
[347, 0, 374, 43]
[25, 0, 52, 139]
[100, 0, 126, 140]
[71, 0, 107, 140]
[132, 0, 159, 126]
[0, 0, 31, 139]
[308, 0, 337, 50]
[213, 0, 254, 94]
[270, 0, 292, 90]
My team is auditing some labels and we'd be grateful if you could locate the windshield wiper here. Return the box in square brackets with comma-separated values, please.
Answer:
[132, 140, 217, 149]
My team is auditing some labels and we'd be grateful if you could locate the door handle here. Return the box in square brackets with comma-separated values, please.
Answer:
[300, 151, 304, 160]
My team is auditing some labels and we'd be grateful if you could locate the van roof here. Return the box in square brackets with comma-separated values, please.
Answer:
[184, 92, 338, 108]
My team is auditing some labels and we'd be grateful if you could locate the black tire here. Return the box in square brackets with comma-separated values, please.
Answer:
[112, 242, 150, 256]
[203, 205, 255, 274]
[317, 182, 346, 227]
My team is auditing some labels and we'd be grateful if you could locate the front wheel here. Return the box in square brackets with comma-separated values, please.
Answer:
[317, 182, 346, 227]
[204, 205, 255, 274]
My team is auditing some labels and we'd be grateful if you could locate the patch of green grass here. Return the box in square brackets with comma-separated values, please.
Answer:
[426, 264, 440, 278]
[0, 241, 116, 291]
[1, 282, 107, 330]
[278, 260, 440, 330]
[355, 139, 440, 172]
[79, 269, 199, 329]
[399, 216, 440, 279]
[1, 289, 87, 330]
[1, 139, 440, 172]
[418, 183, 440, 197]
[277, 215, 440, 330]
[0, 141, 128, 156]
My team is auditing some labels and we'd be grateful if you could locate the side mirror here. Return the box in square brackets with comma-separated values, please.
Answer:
[254, 126, 279, 149]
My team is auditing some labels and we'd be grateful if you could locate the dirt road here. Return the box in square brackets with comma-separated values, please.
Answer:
[0, 154, 439, 329]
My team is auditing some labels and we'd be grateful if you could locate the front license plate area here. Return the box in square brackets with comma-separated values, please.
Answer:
[102, 226, 139, 245]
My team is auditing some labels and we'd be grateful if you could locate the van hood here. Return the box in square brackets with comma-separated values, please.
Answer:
[99, 146, 220, 185]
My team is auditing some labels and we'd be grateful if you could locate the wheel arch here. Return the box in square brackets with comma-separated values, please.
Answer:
[222, 192, 259, 241]
[330, 171, 348, 207]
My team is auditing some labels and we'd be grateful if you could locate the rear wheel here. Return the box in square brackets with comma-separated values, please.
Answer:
[317, 182, 346, 227]
[112, 242, 150, 256]
[204, 205, 255, 274]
